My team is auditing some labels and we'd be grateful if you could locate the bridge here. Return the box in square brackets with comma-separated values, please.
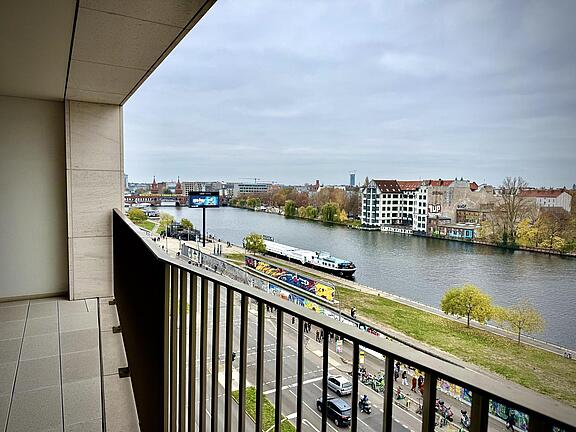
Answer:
[124, 194, 188, 206]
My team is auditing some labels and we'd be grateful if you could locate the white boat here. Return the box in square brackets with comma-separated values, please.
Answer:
[263, 240, 356, 277]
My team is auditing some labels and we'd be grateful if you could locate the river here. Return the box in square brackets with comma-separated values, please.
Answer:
[160, 206, 576, 349]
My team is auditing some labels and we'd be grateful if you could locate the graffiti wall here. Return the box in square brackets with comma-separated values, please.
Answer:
[245, 256, 334, 302]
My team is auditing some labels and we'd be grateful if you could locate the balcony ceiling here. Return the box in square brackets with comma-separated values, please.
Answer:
[0, 0, 216, 105]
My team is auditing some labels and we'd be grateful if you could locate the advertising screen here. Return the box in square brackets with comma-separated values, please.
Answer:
[188, 191, 220, 208]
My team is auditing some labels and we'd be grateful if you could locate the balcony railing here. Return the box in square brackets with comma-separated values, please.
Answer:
[112, 209, 576, 432]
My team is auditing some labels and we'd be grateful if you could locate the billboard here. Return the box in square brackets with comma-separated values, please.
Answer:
[188, 191, 220, 208]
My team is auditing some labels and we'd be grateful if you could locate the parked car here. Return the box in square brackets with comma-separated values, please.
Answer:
[316, 396, 352, 427]
[327, 375, 353, 396]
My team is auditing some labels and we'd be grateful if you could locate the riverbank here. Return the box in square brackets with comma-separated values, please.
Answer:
[212, 245, 576, 408]
[158, 230, 576, 407]
[231, 204, 576, 257]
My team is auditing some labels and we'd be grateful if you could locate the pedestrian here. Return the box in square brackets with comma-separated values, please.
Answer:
[417, 374, 424, 391]
[401, 370, 408, 386]
[320, 329, 324, 341]
[316, 330, 320, 342]
[292, 316, 295, 325]
[411, 376, 417, 392]
[394, 362, 400, 382]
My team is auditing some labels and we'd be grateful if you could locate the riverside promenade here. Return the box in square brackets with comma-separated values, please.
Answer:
[154, 232, 571, 359]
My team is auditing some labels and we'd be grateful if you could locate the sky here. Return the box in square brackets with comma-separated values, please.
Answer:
[124, 0, 576, 187]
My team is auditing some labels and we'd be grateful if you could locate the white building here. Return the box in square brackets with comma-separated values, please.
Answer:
[233, 183, 272, 197]
[519, 189, 572, 213]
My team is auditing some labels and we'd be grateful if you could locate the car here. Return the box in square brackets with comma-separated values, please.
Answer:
[316, 396, 352, 427]
[327, 375, 353, 396]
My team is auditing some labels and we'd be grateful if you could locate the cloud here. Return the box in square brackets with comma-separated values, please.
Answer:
[124, 0, 576, 187]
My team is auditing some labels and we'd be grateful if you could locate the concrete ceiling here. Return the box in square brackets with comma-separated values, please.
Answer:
[0, 0, 216, 105]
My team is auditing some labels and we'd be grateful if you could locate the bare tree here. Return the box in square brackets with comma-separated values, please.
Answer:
[498, 177, 531, 244]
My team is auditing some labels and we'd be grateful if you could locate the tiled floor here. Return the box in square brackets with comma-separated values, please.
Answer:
[0, 297, 139, 432]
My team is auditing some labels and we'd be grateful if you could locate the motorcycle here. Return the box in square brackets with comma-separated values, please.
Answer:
[460, 410, 471, 429]
[435, 400, 453, 422]
[359, 396, 372, 414]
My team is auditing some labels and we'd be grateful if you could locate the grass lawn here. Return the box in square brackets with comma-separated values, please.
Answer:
[337, 286, 576, 408]
[225, 253, 246, 265]
[232, 387, 296, 432]
[135, 219, 156, 231]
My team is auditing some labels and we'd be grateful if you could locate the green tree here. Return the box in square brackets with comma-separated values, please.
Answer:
[163, 187, 171, 194]
[305, 206, 318, 219]
[127, 207, 146, 223]
[495, 300, 545, 344]
[440, 284, 493, 327]
[158, 212, 175, 235]
[243, 232, 266, 254]
[298, 206, 307, 218]
[284, 200, 297, 217]
[246, 197, 261, 209]
[180, 218, 193, 230]
[320, 202, 340, 223]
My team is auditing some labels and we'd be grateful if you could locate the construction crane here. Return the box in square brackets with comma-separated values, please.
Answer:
[239, 177, 274, 184]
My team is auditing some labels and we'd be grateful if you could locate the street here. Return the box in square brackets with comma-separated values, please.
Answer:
[181, 285, 510, 432]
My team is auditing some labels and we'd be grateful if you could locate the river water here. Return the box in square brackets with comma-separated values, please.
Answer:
[160, 206, 576, 349]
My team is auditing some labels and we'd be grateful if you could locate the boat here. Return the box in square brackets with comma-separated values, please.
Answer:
[263, 240, 356, 277]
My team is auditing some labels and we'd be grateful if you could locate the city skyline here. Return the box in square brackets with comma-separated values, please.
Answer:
[124, 0, 576, 187]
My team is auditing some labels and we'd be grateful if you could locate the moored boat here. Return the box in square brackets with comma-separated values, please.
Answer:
[263, 240, 356, 277]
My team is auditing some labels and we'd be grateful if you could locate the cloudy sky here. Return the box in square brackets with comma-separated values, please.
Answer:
[124, 0, 576, 187]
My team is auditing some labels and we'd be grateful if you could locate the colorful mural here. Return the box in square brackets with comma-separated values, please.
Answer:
[246, 256, 335, 302]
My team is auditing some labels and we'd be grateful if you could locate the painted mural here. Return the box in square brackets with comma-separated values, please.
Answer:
[245, 256, 335, 302]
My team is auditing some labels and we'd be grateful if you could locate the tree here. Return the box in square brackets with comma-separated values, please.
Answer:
[298, 206, 307, 218]
[158, 212, 175, 235]
[163, 187, 171, 194]
[305, 206, 318, 219]
[495, 300, 545, 344]
[180, 218, 193, 230]
[440, 284, 493, 327]
[320, 202, 340, 223]
[243, 232, 266, 254]
[127, 207, 146, 223]
[284, 200, 297, 217]
[537, 208, 570, 251]
[246, 197, 261, 209]
[516, 218, 539, 247]
[498, 177, 531, 244]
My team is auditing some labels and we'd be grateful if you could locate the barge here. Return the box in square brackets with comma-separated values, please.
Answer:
[263, 240, 356, 277]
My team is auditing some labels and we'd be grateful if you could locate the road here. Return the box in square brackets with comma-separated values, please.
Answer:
[181, 286, 510, 432]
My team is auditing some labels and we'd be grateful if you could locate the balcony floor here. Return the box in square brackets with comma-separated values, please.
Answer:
[0, 297, 139, 432]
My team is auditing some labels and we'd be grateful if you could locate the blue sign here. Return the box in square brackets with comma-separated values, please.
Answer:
[188, 191, 220, 208]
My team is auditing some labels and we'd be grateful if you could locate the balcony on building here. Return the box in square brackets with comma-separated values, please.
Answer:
[1, 1, 576, 432]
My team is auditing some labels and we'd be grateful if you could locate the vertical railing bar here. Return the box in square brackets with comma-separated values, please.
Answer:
[528, 412, 553, 432]
[470, 391, 489, 432]
[164, 264, 171, 432]
[382, 356, 394, 432]
[211, 283, 221, 432]
[296, 318, 304, 432]
[199, 277, 208, 432]
[171, 266, 179, 432]
[179, 270, 188, 431]
[351, 342, 359, 432]
[224, 287, 234, 432]
[274, 310, 284, 432]
[238, 294, 249, 432]
[321, 329, 329, 432]
[421, 371, 438, 432]
[188, 274, 198, 432]
[255, 302, 265, 432]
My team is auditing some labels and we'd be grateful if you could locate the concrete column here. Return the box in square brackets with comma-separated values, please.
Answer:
[66, 100, 124, 300]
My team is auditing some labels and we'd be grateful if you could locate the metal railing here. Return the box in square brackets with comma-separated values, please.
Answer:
[112, 209, 576, 432]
